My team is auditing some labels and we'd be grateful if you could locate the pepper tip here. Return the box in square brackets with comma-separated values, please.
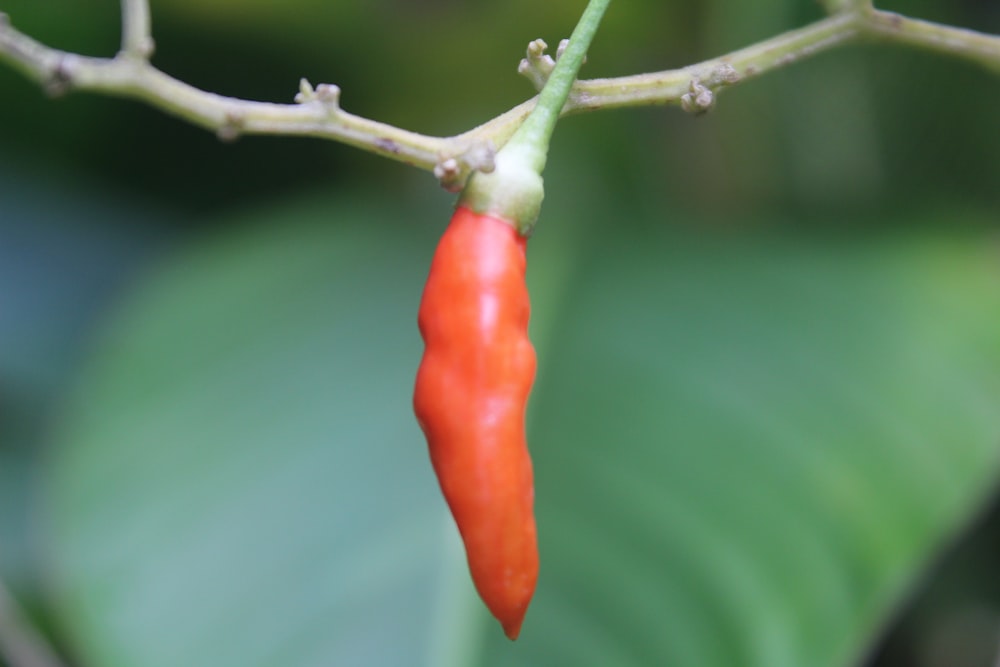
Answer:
[501, 614, 526, 641]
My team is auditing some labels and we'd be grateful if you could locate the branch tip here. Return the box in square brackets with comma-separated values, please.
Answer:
[527, 38, 548, 59]
[518, 38, 556, 91]
[294, 78, 341, 110]
[294, 77, 314, 103]
[315, 83, 341, 108]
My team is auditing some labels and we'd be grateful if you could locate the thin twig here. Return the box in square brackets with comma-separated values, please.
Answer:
[564, 12, 863, 112]
[0, 5, 997, 188]
[119, 0, 154, 59]
[0, 20, 477, 165]
[864, 8, 1000, 73]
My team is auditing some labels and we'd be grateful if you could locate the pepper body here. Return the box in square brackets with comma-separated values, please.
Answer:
[414, 205, 538, 640]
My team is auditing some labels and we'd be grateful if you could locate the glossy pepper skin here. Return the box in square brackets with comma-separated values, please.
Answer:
[414, 205, 538, 640]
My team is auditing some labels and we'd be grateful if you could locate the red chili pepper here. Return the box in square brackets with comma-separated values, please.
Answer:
[413, 205, 538, 640]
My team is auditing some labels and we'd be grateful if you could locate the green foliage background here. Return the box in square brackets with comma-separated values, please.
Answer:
[1, 1, 999, 666]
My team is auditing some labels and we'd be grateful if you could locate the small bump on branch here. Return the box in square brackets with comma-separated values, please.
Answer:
[216, 110, 245, 142]
[294, 78, 342, 112]
[434, 141, 497, 192]
[45, 54, 76, 97]
[557, 38, 587, 65]
[680, 79, 714, 114]
[705, 62, 741, 87]
[678, 63, 742, 114]
[127, 35, 155, 60]
[518, 39, 556, 91]
[518, 38, 589, 92]
[555, 39, 570, 61]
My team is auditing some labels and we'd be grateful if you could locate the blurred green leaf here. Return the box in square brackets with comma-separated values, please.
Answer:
[43, 194, 472, 666]
[522, 222, 1000, 666]
[42, 194, 1000, 667]
[0, 160, 172, 606]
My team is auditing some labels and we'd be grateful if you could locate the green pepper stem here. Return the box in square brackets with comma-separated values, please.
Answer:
[507, 0, 613, 173]
[460, 0, 613, 232]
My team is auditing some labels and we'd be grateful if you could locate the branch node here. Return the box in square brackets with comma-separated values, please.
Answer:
[464, 141, 497, 174]
[217, 110, 245, 142]
[707, 62, 741, 86]
[527, 38, 548, 60]
[556, 38, 569, 61]
[518, 38, 556, 91]
[434, 158, 462, 191]
[294, 78, 341, 112]
[555, 38, 587, 65]
[294, 77, 315, 103]
[375, 137, 400, 154]
[118, 37, 155, 62]
[136, 36, 156, 59]
[680, 78, 715, 115]
[519, 37, 587, 92]
[434, 141, 496, 192]
[45, 54, 76, 97]
[315, 83, 341, 109]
